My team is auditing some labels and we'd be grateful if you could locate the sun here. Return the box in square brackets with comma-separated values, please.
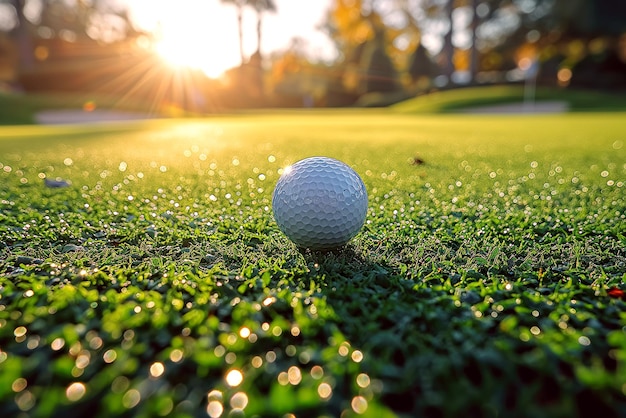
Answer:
[128, 0, 240, 79]
[154, 32, 227, 79]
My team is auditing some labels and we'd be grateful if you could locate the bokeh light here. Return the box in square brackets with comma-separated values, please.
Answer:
[66, 382, 86, 402]
[225, 369, 243, 387]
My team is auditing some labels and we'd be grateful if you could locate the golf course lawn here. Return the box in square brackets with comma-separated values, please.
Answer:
[1, 111, 625, 417]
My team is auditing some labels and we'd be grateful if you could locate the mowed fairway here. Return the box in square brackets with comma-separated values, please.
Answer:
[1, 111, 625, 417]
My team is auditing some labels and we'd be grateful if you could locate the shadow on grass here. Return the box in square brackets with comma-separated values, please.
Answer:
[295, 245, 621, 418]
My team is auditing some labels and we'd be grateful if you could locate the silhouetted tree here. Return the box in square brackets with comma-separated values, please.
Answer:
[440, 0, 453, 83]
[407, 41, 435, 88]
[360, 29, 397, 94]
[250, 0, 276, 60]
[220, 0, 276, 66]
[8, 0, 33, 72]
[468, 0, 479, 81]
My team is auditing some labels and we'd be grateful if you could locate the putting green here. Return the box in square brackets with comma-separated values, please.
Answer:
[1, 111, 625, 417]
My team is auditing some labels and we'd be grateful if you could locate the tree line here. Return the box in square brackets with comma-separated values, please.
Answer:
[1, 0, 625, 110]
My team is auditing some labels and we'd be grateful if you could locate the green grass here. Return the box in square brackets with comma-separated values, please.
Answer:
[1, 112, 625, 417]
[392, 85, 626, 113]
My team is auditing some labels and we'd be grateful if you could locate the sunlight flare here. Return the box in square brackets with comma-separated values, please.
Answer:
[128, 0, 240, 79]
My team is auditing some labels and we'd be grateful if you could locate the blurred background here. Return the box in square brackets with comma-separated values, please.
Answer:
[0, 0, 625, 117]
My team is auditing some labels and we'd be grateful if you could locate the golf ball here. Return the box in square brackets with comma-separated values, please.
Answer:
[272, 157, 368, 250]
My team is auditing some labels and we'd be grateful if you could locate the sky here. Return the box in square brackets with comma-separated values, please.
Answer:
[0, 0, 337, 78]
[126, 0, 337, 78]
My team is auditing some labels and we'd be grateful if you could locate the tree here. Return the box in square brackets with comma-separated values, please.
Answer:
[440, 0, 453, 83]
[407, 41, 435, 89]
[220, 0, 276, 66]
[468, 0, 479, 82]
[250, 0, 276, 60]
[360, 28, 398, 94]
[8, 0, 34, 72]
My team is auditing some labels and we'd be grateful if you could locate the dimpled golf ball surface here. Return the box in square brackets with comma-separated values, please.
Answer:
[272, 157, 368, 250]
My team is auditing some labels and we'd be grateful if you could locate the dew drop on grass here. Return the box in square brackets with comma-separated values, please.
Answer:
[265, 351, 276, 363]
[230, 392, 248, 410]
[51, 338, 65, 351]
[75, 352, 90, 369]
[338, 345, 349, 357]
[351, 395, 369, 414]
[14, 326, 27, 338]
[66, 382, 86, 401]
[225, 369, 243, 387]
[111, 376, 130, 394]
[207, 390, 223, 401]
[225, 353, 237, 364]
[149, 362, 165, 378]
[356, 373, 370, 388]
[318, 383, 332, 400]
[290, 326, 300, 337]
[12, 378, 27, 392]
[15, 390, 35, 411]
[26, 336, 39, 350]
[311, 366, 324, 379]
[278, 372, 289, 386]
[351, 350, 364, 363]
[207, 400, 223, 418]
[169, 349, 184, 363]
[103, 349, 117, 363]
[288, 366, 302, 385]
[239, 327, 251, 338]
[122, 389, 141, 409]
[251, 356, 263, 368]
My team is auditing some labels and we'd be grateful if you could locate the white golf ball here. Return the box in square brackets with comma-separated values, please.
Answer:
[272, 157, 368, 250]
